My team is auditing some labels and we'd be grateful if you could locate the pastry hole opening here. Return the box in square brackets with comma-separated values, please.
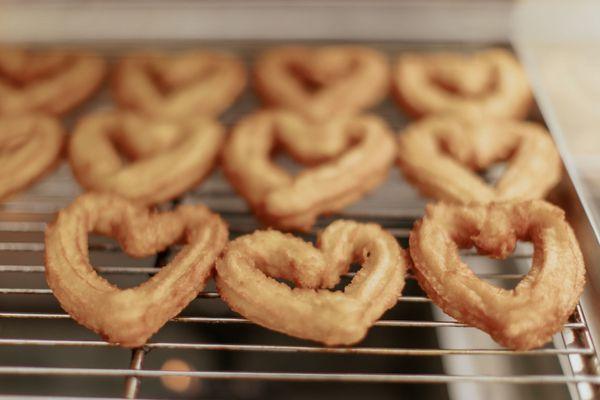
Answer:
[286, 62, 325, 94]
[272, 133, 361, 173]
[479, 161, 508, 186]
[147, 59, 218, 95]
[429, 64, 499, 99]
[272, 152, 306, 176]
[87, 234, 165, 289]
[286, 58, 358, 95]
[331, 262, 363, 291]
[109, 123, 184, 163]
[271, 261, 362, 292]
[274, 277, 300, 290]
[108, 134, 140, 164]
[437, 137, 517, 188]
[0, 53, 71, 88]
[458, 240, 533, 290]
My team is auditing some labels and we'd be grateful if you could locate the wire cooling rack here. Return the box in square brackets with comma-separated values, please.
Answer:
[0, 41, 599, 399]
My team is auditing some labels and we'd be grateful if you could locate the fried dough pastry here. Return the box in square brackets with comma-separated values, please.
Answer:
[0, 47, 105, 115]
[69, 110, 224, 205]
[45, 192, 228, 347]
[255, 46, 390, 121]
[397, 113, 561, 204]
[222, 110, 396, 230]
[112, 50, 246, 118]
[0, 114, 64, 201]
[216, 220, 407, 345]
[410, 201, 585, 350]
[393, 49, 532, 119]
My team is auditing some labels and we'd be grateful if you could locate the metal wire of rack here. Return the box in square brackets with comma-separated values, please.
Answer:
[0, 41, 599, 399]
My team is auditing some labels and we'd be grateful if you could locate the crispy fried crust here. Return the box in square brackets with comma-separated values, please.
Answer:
[397, 113, 562, 204]
[44, 192, 229, 348]
[222, 110, 396, 231]
[216, 220, 407, 345]
[0, 47, 105, 116]
[255, 46, 390, 121]
[392, 49, 532, 119]
[69, 110, 224, 206]
[0, 114, 65, 201]
[112, 50, 246, 118]
[409, 200, 586, 350]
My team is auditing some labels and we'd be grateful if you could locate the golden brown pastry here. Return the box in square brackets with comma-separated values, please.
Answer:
[45, 192, 228, 348]
[222, 110, 396, 230]
[397, 112, 561, 204]
[0, 114, 65, 201]
[69, 110, 224, 205]
[112, 50, 246, 118]
[216, 220, 407, 345]
[393, 49, 532, 119]
[255, 46, 389, 121]
[0, 47, 105, 115]
[409, 200, 585, 350]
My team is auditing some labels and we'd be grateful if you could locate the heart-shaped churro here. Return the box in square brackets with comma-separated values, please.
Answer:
[409, 201, 585, 350]
[255, 46, 389, 121]
[45, 193, 228, 348]
[222, 110, 396, 231]
[112, 50, 246, 118]
[393, 49, 531, 119]
[0, 114, 65, 201]
[69, 110, 224, 205]
[216, 220, 407, 345]
[397, 113, 561, 204]
[0, 46, 105, 115]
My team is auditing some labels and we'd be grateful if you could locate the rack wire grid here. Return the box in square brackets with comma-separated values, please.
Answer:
[0, 41, 599, 400]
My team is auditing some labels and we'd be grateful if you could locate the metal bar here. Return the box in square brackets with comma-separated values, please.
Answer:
[0, 225, 413, 238]
[0, 242, 534, 260]
[0, 338, 592, 356]
[0, 222, 47, 231]
[0, 267, 528, 279]
[123, 349, 145, 399]
[0, 289, 429, 302]
[0, 231, 411, 245]
[0, 204, 67, 213]
[0, 265, 160, 274]
[0, 242, 177, 252]
[0, 288, 219, 299]
[0, 210, 428, 228]
[0, 243, 124, 252]
[0, 243, 45, 251]
[228, 226, 413, 238]
[0, 312, 587, 329]
[0, 367, 599, 385]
